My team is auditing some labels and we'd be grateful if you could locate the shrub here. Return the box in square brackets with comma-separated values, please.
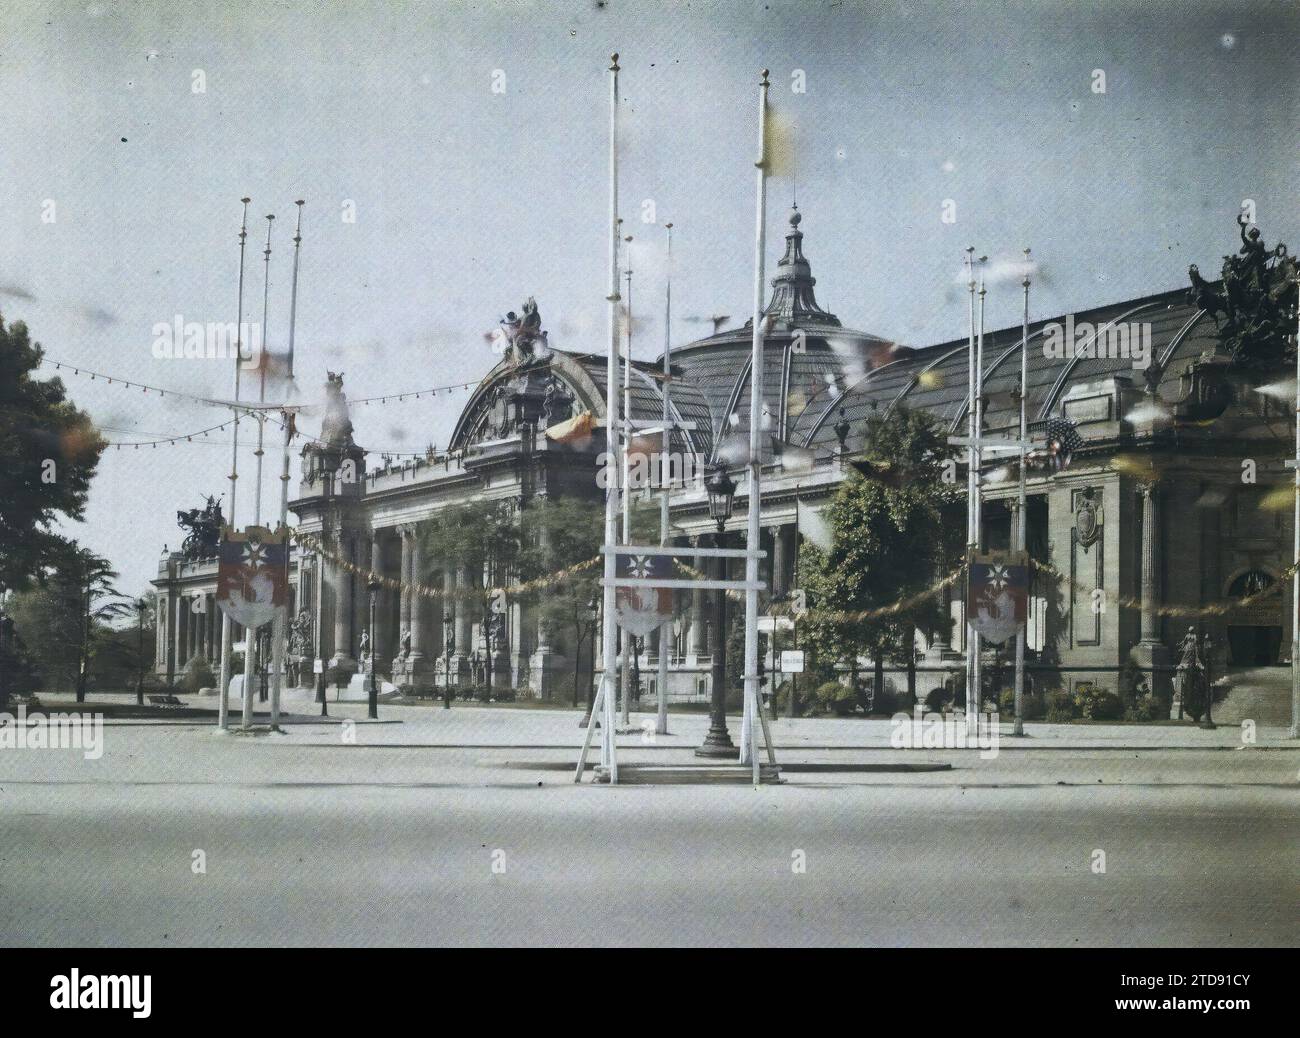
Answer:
[813, 680, 856, 716]
[1124, 698, 1163, 722]
[925, 685, 953, 713]
[1044, 689, 1078, 722]
[1074, 686, 1124, 721]
[180, 653, 215, 695]
[868, 688, 899, 716]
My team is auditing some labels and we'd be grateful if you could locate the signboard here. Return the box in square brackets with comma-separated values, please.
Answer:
[967, 551, 1029, 645]
[614, 551, 673, 637]
[313, 658, 324, 675]
[780, 650, 805, 673]
[216, 525, 290, 631]
[758, 616, 795, 633]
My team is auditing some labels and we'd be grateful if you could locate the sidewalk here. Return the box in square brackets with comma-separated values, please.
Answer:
[34, 688, 1298, 749]
[263, 688, 1300, 750]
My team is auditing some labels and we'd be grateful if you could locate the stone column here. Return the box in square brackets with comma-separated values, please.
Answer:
[688, 537, 707, 659]
[370, 532, 387, 676]
[1134, 482, 1171, 701]
[398, 527, 414, 652]
[453, 565, 473, 685]
[1139, 484, 1159, 644]
[157, 594, 169, 677]
[408, 527, 426, 664]
[330, 533, 357, 672]
[202, 598, 213, 663]
[771, 524, 788, 598]
[174, 595, 187, 674]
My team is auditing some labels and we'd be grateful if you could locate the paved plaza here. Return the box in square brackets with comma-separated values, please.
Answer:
[1, 696, 1295, 946]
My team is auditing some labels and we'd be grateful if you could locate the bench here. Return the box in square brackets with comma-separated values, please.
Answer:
[148, 694, 185, 707]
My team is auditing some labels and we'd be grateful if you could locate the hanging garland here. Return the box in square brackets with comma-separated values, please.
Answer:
[292, 529, 601, 603]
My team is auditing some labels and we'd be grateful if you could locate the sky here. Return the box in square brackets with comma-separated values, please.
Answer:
[2, 0, 1297, 599]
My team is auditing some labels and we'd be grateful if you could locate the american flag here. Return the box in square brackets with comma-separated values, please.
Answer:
[1043, 416, 1084, 472]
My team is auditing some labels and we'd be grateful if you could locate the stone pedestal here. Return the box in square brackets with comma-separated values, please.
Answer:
[1132, 642, 1171, 696]
[327, 654, 358, 687]
[529, 648, 566, 700]
[391, 654, 436, 694]
[447, 653, 471, 687]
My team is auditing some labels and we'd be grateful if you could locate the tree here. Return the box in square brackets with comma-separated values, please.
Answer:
[0, 315, 106, 596]
[518, 498, 602, 703]
[422, 500, 520, 691]
[798, 406, 963, 704]
[5, 544, 128, 699]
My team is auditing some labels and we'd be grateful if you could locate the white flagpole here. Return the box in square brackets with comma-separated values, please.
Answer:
[964, 247, 976, 730]
[1014, 249, 1031, 737]
[972, 255, 987, 725]
[740, 69, 770, 785]
[620, 247, 633, 728]
[217, 197, 250, 733]
[600, 53, 622, 780]
[656, 221, 674, 736]
[243, 213, 274, 730]
[1291, 271, 1300, 740]
[270, 200, 304, 732]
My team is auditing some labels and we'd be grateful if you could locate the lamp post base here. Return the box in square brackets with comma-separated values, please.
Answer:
[695, 725, 739, 758]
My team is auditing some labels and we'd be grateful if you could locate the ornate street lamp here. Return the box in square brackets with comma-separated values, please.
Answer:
[698, 464, 738, 758]
[134, 598, 148, 706]
[367, 576, 381, 719]
[442, 610, 454, 709]
[1200, 633, 1219, 730]
[705, 465, 737, 531]
[579, 595, 599, 726]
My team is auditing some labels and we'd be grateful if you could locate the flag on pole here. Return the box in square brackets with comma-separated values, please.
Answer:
[615, 551, 673, 637]
[966, 551, 1029, 645]
[216, 525, 290, 631]
[544, 409, 594, 447]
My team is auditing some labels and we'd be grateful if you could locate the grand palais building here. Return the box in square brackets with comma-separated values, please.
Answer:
[152, 206, 1296, 725]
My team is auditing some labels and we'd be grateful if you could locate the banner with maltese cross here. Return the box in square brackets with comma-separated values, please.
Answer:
[614, 551, 674, 637]
[216, 525, 290, 631]
[966, 551, 1029, 645]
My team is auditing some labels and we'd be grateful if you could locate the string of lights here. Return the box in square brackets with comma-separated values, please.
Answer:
[39, 354, 482, 410]
[39, 354, 483, 460]
[104, 418, 239, 449]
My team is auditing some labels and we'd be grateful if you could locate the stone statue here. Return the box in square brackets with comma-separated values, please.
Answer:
[358, 628, 371, 669]
[1188, 217, 1299, 371]
[1175, 626, 1208, 719]
[499, 297, 548, 363]
[288, 608, 313, 658]
[399, 626, 412, 660]
[176, 494, 224, 560]
[321, 371, 355, 447]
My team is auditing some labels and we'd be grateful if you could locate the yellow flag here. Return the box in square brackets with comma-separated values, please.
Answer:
[763, 106, 797, 180]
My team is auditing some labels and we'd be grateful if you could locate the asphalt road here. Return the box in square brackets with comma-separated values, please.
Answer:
[0, 711, 1295, 946]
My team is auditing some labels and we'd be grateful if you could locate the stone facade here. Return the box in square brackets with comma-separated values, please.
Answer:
[153, 208, 1296, 722]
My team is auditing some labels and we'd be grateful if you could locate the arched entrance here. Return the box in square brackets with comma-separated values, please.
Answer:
[1225, 569, 1282, 666]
